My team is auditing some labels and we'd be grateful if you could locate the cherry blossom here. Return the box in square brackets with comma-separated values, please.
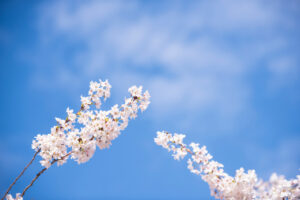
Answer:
[32, 80, 150, 167]
[5, 194, 22, 200]
[4, 80, 150, 200]
[155, 131, 300, 200]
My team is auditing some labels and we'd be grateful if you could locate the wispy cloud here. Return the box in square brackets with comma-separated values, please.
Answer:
[24, 0, 299, 132]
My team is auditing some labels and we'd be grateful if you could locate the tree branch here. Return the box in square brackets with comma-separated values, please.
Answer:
[1, 149, 41, 200]
[21, 151, 72, 197]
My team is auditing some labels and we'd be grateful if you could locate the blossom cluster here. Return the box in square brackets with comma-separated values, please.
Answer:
[6, 194, 22, 200]
[5, 80, 150, 200]
[155, 131, 300, 200]
[31, 80, 150, 168]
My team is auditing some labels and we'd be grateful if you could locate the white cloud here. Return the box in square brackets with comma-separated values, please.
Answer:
[28, 0, 299, 130]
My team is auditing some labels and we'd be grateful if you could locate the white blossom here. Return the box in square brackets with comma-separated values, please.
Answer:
[80, 96, 91, 110]
[155, 131, 300, 200]
[66, 107, 76, 123]
[31, 80, 150, 167]
[173, 133, 186, 145]
[6, 193, 22, 200]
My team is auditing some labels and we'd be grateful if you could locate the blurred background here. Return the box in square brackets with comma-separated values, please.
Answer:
[0, 0, 299, 199]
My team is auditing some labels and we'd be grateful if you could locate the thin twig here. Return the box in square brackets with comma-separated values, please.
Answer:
[21, 151, 72, 197]
[1, 149, 41, 200]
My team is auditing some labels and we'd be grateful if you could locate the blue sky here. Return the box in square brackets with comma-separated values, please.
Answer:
[0, 0, 299, 199]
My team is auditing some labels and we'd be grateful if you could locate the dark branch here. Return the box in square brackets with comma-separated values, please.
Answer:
[1, 149, 41, 200]
[21, 152, 72, 197]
